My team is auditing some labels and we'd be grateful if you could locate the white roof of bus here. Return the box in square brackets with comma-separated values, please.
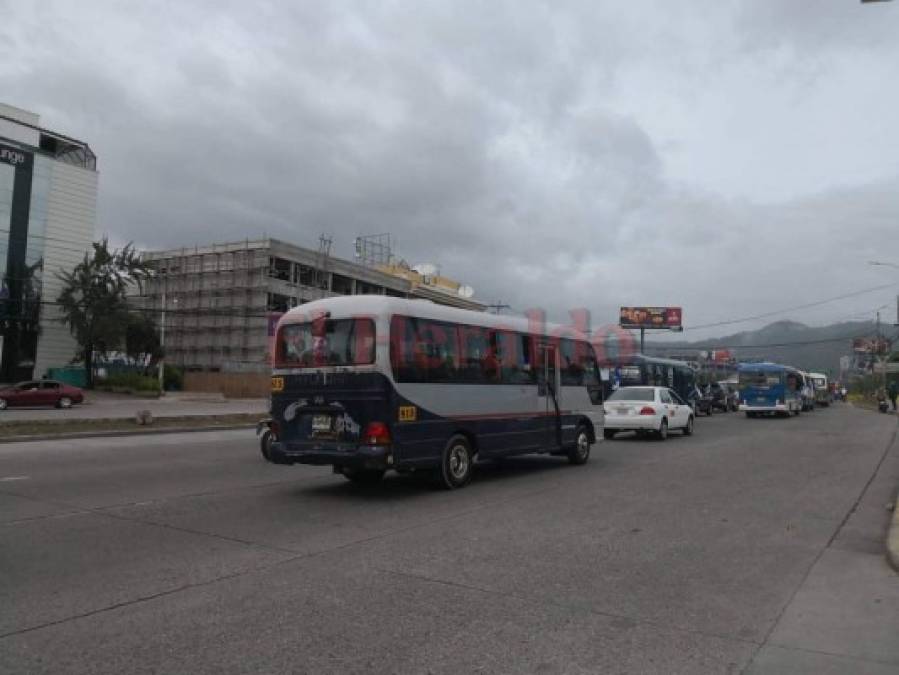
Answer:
[278, 296, 589, 339]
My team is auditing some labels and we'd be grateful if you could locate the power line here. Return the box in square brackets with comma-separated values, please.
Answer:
[684, 283, 897, 331]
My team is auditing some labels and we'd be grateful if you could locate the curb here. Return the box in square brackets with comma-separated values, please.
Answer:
[0, 423, 256, 444]
[888, 492, 899, 574]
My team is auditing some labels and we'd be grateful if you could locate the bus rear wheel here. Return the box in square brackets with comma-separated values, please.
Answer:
[567, 425, 591, 465]
[437, 435, 474, 489]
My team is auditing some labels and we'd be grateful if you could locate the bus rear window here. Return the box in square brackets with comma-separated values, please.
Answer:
[739, 371, 782, 387]
[275, 318, 375, 368]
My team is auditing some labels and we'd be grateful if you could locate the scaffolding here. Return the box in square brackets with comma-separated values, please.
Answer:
[353, 233, 394, 268]
[139, 237, 483, 372]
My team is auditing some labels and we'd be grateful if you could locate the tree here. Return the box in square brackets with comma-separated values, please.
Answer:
[56, 239, 150, 387]
[125, 311, 163, 370]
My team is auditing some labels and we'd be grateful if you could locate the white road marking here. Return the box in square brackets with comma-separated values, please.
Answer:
[0, 475, 30, 481]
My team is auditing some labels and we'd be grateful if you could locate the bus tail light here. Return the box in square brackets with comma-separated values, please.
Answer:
[363, 421, 391, 445]
[639, 406, 657, 416]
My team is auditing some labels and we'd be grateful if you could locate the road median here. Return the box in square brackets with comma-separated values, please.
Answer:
[0, 413, 260, 443]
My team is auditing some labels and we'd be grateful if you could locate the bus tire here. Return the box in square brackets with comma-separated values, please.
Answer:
[567, 425, 591, 465]
[657, 418, 668, 441]
[259, 430, 272, 461]
[343, 468, 386, 485]
[438, 435, 474, 489]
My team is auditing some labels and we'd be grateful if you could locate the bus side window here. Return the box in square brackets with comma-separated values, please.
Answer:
[498, 331, 532, 384]
[578, 341, 600, 387]
[560, 338, 585, 386]
[459, 324, 494, 384]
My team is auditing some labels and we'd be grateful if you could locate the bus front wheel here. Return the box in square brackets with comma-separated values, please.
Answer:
[567, 425, 591, 465]
[438, 435, 474, 489]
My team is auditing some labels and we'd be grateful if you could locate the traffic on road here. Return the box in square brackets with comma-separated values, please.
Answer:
[256, 296, 856, 489]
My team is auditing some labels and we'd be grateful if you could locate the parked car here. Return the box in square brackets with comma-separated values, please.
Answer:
[0, 380, 84, 410]
[603, 386, 694, 440]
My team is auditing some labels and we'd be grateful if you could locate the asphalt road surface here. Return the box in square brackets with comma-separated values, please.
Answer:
[1, 404, 897, 674]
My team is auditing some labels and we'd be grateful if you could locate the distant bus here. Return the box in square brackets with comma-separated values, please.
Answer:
[807, 372, 831, 406]
[737, 363, 803, 417]
[612, 355, 697, 405]
[266, 296, 605, 489]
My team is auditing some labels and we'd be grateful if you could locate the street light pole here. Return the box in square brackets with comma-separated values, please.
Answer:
[158, 289, 166, 395]
[867, 261, 899, 325]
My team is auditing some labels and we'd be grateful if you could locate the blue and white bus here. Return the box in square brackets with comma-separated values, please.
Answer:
[737, 363, 803, 417]
[608, 355, 697, 406]
[266, 296, 605, 489]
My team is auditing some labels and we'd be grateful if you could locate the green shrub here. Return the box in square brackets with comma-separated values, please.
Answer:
[97, 372, 161, 394]
[163, 364, 183, 391]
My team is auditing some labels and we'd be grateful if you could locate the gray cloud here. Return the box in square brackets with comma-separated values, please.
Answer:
[1, 0, 897, 338]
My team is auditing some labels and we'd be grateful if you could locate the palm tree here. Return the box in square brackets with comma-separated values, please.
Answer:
[56, 238, 150, 387]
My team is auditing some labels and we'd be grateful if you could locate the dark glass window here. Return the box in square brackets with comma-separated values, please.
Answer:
[275, 318, 375, 368]
[267, 293, 289, 313]
[295, 264, 315, 286]
[268, 257, 291, 282]
[459, 325, 499, 383]
[608, 387, 655, 402]
[390, 316, 459, 383]
[497, 331, 535, 384]
[331, 274, 354, 295]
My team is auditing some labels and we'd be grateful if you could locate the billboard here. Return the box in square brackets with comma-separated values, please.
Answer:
[619, 306, 683, 331]
[852, 336, 891, 354]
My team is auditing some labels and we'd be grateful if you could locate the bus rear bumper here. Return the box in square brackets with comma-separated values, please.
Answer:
[739, 404, 788, 413]
[268, 441, 391, 470]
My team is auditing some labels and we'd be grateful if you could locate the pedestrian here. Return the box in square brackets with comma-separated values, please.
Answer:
[888, 380, 899, 412]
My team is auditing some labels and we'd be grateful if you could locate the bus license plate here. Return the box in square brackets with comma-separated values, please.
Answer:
[312, 414, 332, 432]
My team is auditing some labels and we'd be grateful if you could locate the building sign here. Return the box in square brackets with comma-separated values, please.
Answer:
[853, 336, 891, 354]
[0, 143, 29, 167]
[619, 306, 683, 331]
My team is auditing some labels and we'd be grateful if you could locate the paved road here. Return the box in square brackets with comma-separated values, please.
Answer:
[1, 405, 896, 674]
[0, 391, 266, 422]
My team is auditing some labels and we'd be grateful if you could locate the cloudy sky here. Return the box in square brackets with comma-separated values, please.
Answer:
[2, 0, 898, 338]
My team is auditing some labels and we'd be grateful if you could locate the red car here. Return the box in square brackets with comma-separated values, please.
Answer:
[0, 380, 85, 410]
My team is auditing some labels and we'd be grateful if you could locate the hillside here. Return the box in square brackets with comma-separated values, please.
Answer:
[647, 320, 881, 376]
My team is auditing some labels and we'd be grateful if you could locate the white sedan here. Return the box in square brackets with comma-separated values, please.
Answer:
[603, 386, 695, 440]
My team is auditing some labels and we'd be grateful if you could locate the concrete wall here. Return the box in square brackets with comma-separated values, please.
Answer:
[183, 371, 270, 398]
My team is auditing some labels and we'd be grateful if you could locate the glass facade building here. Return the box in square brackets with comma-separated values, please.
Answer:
[0, 104, 97, 382]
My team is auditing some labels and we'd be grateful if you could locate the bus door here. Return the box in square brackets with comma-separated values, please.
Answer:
[537, 342, 561, 449]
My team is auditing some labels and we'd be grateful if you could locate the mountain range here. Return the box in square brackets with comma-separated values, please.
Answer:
[646, 320, 887, 376]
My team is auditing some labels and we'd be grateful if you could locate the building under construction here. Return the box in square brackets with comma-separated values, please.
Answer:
[139, 237, 484, 372]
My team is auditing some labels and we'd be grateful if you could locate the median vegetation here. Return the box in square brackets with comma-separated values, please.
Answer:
[0, 413, 260, 441]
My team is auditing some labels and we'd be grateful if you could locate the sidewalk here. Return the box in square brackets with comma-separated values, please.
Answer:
[0, 391, 267, 423]
[747, 419, 899, 673]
